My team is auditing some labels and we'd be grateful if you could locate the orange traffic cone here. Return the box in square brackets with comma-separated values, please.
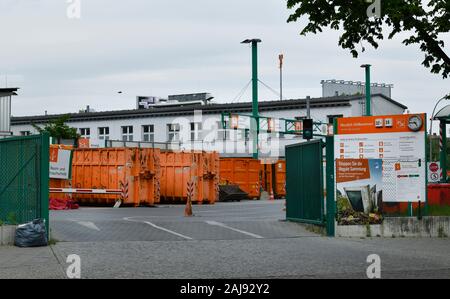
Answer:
[270, 190, 275, 201]
[184, 196, 193, 217]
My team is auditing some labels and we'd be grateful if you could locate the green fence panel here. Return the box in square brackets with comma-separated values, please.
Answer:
[0, 134, 49, 232]
[286, 140, 324, 225]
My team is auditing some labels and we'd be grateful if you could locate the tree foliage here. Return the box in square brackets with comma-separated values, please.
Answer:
[286, 0, 450, 78]
[32, 115, 79, 143]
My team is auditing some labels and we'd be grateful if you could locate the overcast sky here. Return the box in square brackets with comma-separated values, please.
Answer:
[1, 0, 448, 129]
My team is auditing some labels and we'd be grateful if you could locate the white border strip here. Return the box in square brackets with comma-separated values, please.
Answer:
[205, 221, 264, 239]
[123, 217, 193, 240]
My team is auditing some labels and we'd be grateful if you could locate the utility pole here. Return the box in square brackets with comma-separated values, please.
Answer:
[306, 96, 311, 119]
[361, 64, 372, 116]
[242, 39, 261, 159]
[279, 54, 284, 101]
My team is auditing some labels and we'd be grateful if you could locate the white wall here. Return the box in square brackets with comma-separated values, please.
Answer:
[0, 95, 12, 136]
[12, 105, 353, 141]
[351, 95, 405, 117]
[11, 96, 405, 155]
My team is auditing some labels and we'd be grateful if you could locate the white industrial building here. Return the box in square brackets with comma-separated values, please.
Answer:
[11, 81, 407, 157]
[0, 88, 19, 138]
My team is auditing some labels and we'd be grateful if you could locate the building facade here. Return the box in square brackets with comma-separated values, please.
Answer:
[11, 94, 407, 157]
[321, 79, 393, 98]
[0, 88, 19, 138]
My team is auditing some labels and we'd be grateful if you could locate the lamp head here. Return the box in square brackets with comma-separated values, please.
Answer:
[241, 39, 262, 44]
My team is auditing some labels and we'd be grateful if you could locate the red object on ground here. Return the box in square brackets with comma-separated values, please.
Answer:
[49, 198, 79, 210]
[428, 184, 450, 206]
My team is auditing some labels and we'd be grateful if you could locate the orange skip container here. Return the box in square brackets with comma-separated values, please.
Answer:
[261, 160, 286, 199]
[219, 158, 261, 199]
[71, 148, 161, 206]
[159, 151, 219, 204]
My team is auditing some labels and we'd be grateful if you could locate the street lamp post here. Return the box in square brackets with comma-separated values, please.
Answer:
[241, 39, 261, 159]
[361, 64, 372, 116]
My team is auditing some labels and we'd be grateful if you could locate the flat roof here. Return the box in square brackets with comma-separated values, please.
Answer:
[0, 87, 19, 97]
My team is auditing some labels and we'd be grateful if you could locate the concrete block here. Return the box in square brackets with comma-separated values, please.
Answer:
[0, 225, 16, 246]
[336, 217, 450, 238]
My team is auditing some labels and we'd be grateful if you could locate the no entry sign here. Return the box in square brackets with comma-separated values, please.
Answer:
[428, 162, 441, 183]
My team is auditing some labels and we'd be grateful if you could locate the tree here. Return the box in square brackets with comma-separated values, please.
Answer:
[32, 115, 79, 144]
[286, 0, 450, 78]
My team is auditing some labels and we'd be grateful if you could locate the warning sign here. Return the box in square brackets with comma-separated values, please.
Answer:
[49, 148, 72, 179]
[428, 162, 441, 183]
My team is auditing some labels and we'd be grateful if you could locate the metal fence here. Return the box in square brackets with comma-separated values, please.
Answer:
[285, 140, 325, 225]
[0, 134, 49, 231]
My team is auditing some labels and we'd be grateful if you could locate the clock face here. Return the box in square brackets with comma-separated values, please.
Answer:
[408, 115, 423, 132]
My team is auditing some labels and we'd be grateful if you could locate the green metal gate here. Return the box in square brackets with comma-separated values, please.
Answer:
[286, 140, 324, 225]
[0, 134, 49, 232]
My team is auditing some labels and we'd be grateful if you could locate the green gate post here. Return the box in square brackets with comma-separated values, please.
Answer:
[326, 136, 336, 237]
[242, 39, 261, 159]
[361, 64, 372, 116]
[40, 133, 50, 235]
[440, 120, 448, 183]
[251, 40, 260, 159]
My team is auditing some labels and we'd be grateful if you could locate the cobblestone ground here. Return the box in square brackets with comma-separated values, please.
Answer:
[1, 200, 450, 279]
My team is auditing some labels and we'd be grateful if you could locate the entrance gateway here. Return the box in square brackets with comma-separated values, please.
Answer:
[284, 113, 427, 236]
[285, 140, 324, 225]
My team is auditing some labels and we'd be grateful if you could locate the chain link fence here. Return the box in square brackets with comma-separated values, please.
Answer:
[0, 134, 49, 229]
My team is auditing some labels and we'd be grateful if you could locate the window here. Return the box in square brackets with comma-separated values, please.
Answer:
[167, 124, 180, 142]
[142, 125, 154, 142]
[360, 101, 366, 115]
[98, 127, 110, 140]
[328, 114, 343, 125]
[217, 121, 229, 140]
[20, 131, 31, 136]
[122, 126, 133, 141]
[79, 128, 91, 139]
[190, 123, 202, 141]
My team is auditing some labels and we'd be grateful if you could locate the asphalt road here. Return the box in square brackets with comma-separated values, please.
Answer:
[50, 200, 313, 242]
[44, 200, 450, 279]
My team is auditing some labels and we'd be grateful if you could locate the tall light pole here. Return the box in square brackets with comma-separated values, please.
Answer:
[279, 54, 284, 101]
[361, 64, 372, 116]
[242, 39, 261, 159]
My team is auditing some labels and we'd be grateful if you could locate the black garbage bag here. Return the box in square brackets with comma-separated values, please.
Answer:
[14, 219, 48, 248]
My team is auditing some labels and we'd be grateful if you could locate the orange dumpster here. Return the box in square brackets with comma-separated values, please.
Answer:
[428, 184, 450, 206]
[261, 160, 286, 199]
[71, 148, 160, 206]
[159, 151, 219, 204]
[219, 158, 261, 199]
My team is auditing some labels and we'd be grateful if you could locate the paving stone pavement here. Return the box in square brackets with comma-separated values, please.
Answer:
[2, 200, 450, 279]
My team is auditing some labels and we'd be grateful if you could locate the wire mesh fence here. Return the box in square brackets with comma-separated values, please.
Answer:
[0, 134, 49, 227]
